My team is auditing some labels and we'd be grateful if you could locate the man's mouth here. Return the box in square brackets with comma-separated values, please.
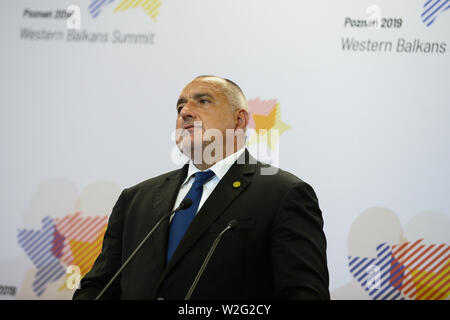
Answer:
[183, 122, 203, 133]
[183, 124, 195, 134]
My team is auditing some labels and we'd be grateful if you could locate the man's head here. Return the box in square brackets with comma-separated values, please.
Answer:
[175, 76, 249, 167]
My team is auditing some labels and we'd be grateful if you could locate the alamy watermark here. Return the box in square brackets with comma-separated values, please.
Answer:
[366, 265, 381, 290]
[170, 122, 280, 175]
[65, 265, 81, 290]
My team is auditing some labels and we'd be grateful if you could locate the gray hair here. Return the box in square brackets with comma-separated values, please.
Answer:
[194, 75, 248, 113]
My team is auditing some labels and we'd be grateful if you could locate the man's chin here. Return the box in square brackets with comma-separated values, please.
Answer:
[177, 140, 225, 165]
[177, 140, 203, 160]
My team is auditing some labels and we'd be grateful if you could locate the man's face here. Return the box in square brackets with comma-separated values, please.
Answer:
[175, 78, 236, 158]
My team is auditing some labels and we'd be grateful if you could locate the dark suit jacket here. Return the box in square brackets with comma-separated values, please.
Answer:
[73, 150, 329, 300]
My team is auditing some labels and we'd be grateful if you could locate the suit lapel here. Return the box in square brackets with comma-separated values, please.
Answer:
[154, 150, 257, 293]
[149, 164, 188, 275]
[153, 164, 188, 215]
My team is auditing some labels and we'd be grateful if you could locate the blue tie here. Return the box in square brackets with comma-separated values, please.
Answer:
[167, 170, 215, 262]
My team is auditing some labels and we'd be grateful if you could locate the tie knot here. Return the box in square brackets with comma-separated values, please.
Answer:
[193, 170, 215, 186]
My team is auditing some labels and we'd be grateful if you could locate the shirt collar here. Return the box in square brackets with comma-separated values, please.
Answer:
[183, 147, 246, 186]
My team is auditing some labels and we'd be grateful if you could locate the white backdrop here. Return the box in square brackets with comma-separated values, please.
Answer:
[0, 0, 449, 300]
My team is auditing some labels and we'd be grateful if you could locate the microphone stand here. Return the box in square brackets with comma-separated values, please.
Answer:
[95, 198, 192, 300]
[184, 220, 238, 300]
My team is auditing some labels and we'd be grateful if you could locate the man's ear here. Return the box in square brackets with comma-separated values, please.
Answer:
[235, 109, 249, 130]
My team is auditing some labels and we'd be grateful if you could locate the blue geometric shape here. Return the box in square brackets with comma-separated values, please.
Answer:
[348, 243, 406, 300]
[422, 0, 450, 27]
[88, 0, 116, 18]
[17, 217, 66, 296]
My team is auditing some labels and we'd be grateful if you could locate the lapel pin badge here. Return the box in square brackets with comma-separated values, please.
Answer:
[232, 181, 241, 188]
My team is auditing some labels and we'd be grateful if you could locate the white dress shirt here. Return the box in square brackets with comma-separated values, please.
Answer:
[170, 147, 246, 222]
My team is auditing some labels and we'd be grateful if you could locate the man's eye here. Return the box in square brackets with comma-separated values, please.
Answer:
[199, 99, 210, 104]
[177, 105, 184, 113]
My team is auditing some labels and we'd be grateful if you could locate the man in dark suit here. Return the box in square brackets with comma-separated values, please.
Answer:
[73, 75, 329, 300]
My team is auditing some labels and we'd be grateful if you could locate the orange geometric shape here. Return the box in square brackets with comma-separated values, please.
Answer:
[391, 240, 450, 300]
[247, 98, 278, 130]
[67, 225, 107, 276]
[55, 213, 109, 267]
[410, 257, 450, 300]
[252, 104, 278, 133]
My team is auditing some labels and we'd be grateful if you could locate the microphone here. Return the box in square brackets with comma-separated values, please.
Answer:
[184, 219, 239, 300]
[95, 198, 193, 300]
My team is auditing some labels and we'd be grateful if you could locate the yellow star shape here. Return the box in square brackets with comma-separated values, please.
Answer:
[248, 103, 291, 150]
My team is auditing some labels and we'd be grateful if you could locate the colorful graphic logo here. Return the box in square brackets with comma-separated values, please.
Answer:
[349, 239, 449, 300]
[88, 0, 161, 20]
[336, 208, 450, 300]
[17, 213, 108, 296]
[246, 98, 291, 150]
[421, 0, 450, 27]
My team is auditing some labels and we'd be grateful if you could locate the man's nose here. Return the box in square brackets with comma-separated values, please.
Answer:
[179, 102, 196, 122]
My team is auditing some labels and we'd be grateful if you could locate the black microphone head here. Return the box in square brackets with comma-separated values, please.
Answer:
[227, 220, 239, 229]
[180, 198, 193, 210]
